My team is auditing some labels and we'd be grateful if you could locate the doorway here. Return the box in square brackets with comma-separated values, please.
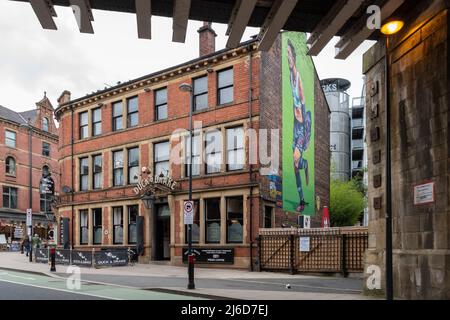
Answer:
[154, 204, 170, 260]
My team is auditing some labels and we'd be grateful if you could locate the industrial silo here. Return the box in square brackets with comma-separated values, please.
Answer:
[320, 78, 351, 181]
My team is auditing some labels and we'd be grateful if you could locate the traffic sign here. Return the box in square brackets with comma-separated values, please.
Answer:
[184, 200, 194, 225]
[26, 209, 32, 227]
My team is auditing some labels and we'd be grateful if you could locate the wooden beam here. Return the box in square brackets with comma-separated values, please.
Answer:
[172, 0, 191, 43]
[258, 0, 298, 52]
[29, 0, 57, 30]
[335, 0, 405, 59]
[69, 0, 94, 34]
[135, 0, 152, 39]
[226, 0, 257, 49]
[307, 0, 363, 56]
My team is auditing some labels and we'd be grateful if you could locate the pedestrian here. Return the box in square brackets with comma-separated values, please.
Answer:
[32, 234, 41, 249]
[23, 238, 30, 257]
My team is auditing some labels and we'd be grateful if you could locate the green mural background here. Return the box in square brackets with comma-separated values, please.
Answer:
[282, 32, 315, 215]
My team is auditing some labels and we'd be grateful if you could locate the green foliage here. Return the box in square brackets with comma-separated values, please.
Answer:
[330, 178, 366, 227]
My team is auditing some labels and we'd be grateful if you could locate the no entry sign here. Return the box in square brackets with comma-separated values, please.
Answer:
[184, 200, 194, 225]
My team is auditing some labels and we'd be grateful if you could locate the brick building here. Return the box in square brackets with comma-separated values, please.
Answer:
[55, 26, 330, 268]
[0, 95, 60, 240]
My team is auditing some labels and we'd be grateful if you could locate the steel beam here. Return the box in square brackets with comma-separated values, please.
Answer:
[172, 0, 191, 43]
[225, 0, 257, 49]
[136, 0, 152, 39]
[257, 0, 298, 52]
[307, 0, 363, 56]
[69, 0, 94, 34]
[29, 0, 57, 30]
[335, 0, 405, 59]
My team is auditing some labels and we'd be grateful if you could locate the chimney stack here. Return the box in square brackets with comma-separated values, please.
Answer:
[58, 90, 71, 106]
[198, 22, 217, 57]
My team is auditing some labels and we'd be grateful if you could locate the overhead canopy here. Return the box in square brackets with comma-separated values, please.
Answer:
[12, 0, 409, 58]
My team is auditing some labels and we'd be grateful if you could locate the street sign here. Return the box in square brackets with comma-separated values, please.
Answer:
[26, 209, 32, 227]
[184, 200, 194, 225]
[304, 216, 311, 229]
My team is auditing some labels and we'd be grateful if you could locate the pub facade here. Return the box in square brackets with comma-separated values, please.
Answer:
[55, 26, 330, 268]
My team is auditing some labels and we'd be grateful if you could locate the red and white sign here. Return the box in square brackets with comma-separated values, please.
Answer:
[184, 201, 194, 225]
[322, 206, 330, 228]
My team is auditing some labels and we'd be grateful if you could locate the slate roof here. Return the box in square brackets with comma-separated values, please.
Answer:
[0, 105, 36, 125]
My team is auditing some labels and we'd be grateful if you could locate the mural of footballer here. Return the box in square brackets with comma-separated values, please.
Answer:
[286, 40, 312, 213]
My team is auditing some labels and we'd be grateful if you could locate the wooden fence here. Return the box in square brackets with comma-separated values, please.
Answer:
[257, 227, 368, 276]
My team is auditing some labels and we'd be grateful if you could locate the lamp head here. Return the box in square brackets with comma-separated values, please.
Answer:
[179, 83, 192, 92]
[381, 19, 404, 35]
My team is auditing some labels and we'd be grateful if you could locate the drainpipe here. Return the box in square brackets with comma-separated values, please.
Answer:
[71, 106, 75, 249]
[248, 47, 254, 271]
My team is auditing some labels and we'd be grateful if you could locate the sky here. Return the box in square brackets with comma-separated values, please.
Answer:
[0, 1, 375, 112]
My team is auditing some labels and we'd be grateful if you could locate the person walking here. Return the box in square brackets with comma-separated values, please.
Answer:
[23, 237, 30, 257]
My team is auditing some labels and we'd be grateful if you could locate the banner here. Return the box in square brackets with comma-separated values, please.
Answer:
[282, 32, 315, 215]
[94, 250, 128, 267]
[35, 248, 49, 263]
[71, 250, 93, 267]
[55, 249, 71, 264]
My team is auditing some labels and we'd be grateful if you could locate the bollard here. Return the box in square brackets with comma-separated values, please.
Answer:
[50, 247, 56, 272]
[188, 254, 195, 290]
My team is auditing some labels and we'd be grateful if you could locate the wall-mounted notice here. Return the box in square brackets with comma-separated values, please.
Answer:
[414, 182, 435, 206]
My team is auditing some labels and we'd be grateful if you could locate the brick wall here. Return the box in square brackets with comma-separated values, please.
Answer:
[363, 0, 450, 299]
[260, 33, 330, 228]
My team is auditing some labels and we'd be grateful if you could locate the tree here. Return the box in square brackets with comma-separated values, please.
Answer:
[330, 178, 366, 227]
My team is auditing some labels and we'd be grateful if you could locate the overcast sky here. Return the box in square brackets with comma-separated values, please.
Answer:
[0, 1, 375, 112]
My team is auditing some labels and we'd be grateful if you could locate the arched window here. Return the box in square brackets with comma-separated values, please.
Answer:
[42, 165, 50, 177]
[5, 157, 16, 176]
[43, 117, 49, 132]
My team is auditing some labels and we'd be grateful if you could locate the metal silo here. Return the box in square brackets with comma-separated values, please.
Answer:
[321, 78, 351, 181]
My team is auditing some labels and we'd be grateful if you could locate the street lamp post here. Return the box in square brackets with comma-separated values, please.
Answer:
[380, 19, 404, 301]
[179, 83, 195, 290]
[20, 122, 33, 263]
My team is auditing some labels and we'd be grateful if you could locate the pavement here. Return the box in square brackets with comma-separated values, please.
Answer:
[0, 252, 377, 300]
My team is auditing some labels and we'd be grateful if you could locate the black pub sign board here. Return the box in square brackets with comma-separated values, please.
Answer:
[71, 251, 93, 267]
[182, 248, 234, 264]
[94, 251, 128, 267]
[35, 248, 49, 264]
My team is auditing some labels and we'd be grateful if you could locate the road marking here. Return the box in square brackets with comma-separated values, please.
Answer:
[226, 279, 363, 293]
[0, 278, 120, 300]
[0, 272, 36, 281]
